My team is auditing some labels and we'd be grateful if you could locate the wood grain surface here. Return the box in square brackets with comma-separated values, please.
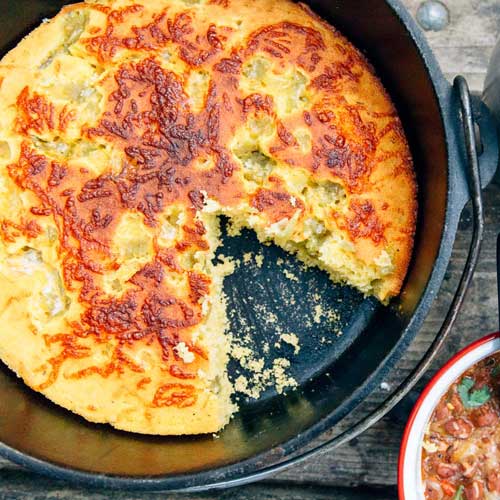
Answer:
[1, 1, 499, 498]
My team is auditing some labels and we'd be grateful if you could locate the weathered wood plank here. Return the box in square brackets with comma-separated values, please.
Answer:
[405, 0, 499, 92]
[0, 470, 396, 500]
[405, 0, 500, 47]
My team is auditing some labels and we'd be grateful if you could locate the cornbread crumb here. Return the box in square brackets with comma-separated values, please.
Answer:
[217, 254, 239, 271]
[243, 252, 253, 264]
[247, 358, 265, 373]
[254, 303, 278, 325]
[283, 269, 299, 282]
[173, 342, 195, 364]
[273, 358, 298, 394]
[280, 333, 300, 355]
[255, 252, 264, 268]
[229, 322, 299, 399]
[231, 344, 252, 362]
[231, 356, 298, 399]
[234, 375, 249, 393]
[313, 304, 323, 324]
[313, 303, 340, 327]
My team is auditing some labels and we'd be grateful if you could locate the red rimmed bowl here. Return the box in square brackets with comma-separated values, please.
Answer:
[398, 332, 500, 500]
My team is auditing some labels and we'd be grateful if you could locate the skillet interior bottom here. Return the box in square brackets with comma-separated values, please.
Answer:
[0, 0, 450, 485]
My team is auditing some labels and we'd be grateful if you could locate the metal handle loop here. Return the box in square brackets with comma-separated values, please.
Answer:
[232, 76, 485, 484]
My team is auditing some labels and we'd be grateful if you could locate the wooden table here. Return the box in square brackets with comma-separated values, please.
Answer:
[1, 1, 499, 498]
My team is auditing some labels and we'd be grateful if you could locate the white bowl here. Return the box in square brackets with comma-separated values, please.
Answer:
[398, 332, 500, 499]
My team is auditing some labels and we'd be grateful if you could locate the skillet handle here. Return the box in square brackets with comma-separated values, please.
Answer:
[452, 86, 498, 210]
[470, 94, 499, 192]
[246, 76, 485, 479]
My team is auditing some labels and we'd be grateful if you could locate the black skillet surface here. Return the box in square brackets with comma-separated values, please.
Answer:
[0, 0, 498, 492]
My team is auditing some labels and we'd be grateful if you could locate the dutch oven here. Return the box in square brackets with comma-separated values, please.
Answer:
[0, 0, 498, 492]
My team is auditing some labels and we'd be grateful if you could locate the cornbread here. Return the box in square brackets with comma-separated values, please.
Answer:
[0, 0, 416, 434]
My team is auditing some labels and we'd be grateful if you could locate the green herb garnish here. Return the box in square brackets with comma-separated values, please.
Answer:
[458, 377, 491, 408]
[452, 485, 464, 500]
[492, 365, 500, 378]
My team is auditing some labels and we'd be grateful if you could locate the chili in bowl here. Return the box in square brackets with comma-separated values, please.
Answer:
[399, 333, 500, 500]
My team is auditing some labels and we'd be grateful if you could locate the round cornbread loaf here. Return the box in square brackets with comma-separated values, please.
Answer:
[0, 0, 416, 434]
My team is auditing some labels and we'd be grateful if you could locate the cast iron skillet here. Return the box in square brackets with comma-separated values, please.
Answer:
[0, 0, 498, 491]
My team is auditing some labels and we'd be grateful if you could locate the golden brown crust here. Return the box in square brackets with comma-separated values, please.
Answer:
[0, 0, 416, 434]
